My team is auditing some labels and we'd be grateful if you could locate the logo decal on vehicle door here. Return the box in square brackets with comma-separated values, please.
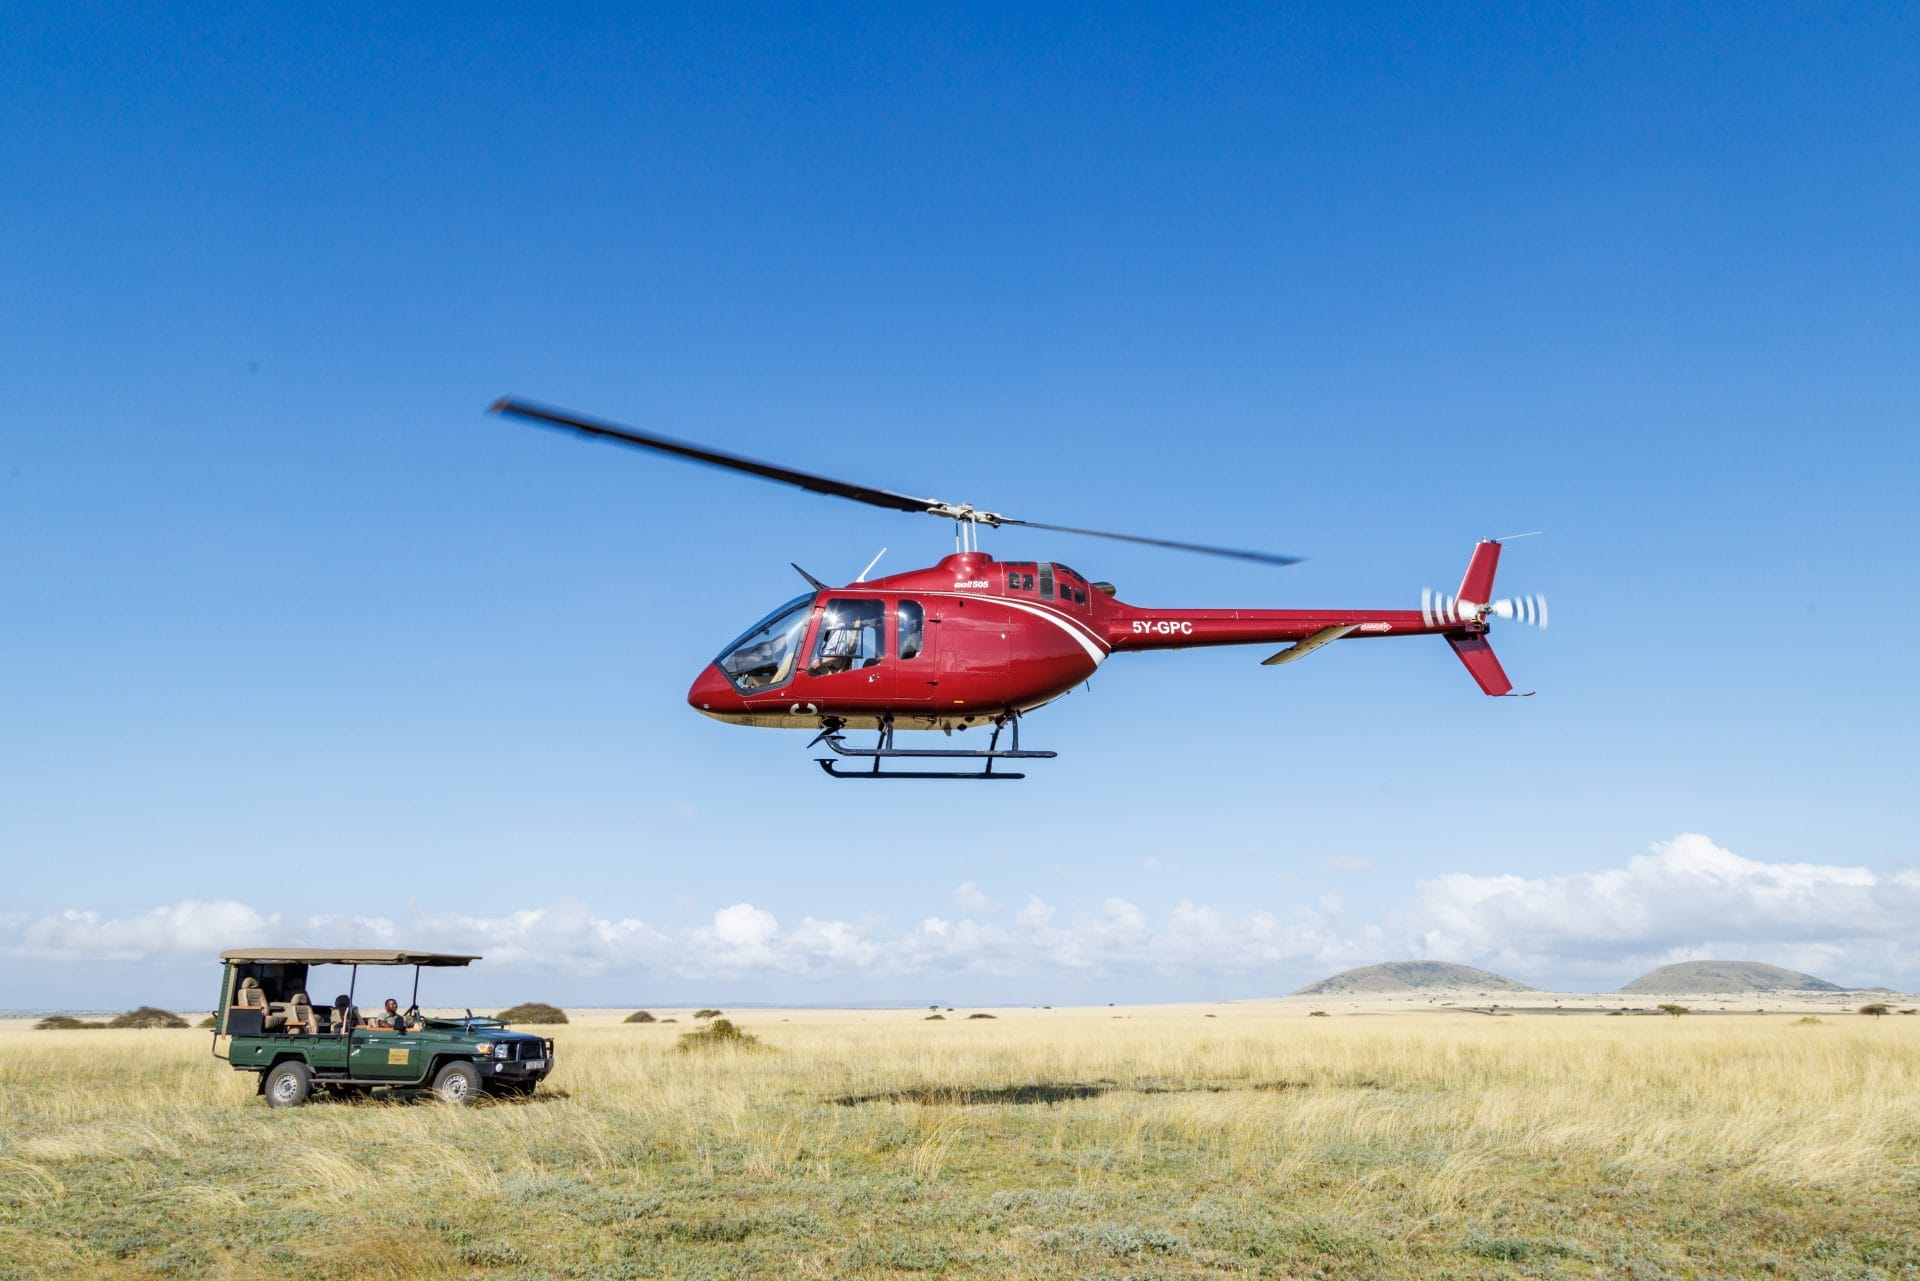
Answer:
[387, 1048, 409, 1065]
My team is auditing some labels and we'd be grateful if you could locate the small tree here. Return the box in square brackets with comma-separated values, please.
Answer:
[108, 1006, 190, 1029]
[624, 1010, 657, 1024]
[693, 1009, 723, 1019]
[1657, 1003, 1689, 1019]
[1858, 1002, 1892, 1018]
[676, 1018, 763, 1051]
[495, 1002, 568, 1024]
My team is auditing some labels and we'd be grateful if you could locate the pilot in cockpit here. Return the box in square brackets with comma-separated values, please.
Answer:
[810, 625, 858, 677]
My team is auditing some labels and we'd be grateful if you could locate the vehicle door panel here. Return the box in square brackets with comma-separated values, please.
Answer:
[349, 1033, 421, 1080]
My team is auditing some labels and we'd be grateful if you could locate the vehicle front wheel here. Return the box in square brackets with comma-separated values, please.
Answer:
[431, 1060, 482, 1106]
[264, 1061, 312, 1109]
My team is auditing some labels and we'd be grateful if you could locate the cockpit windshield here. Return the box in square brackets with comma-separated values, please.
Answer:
[715, 594, 815, 693]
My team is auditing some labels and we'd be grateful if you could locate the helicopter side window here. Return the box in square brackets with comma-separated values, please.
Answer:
[716, 594, 815, 694]
[809, 599, 886, 676]
[898, 600, 924, 659]
[1038, 564, 1055, 601]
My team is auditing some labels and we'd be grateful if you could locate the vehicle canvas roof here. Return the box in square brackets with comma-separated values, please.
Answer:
[218, 948, 480, 967]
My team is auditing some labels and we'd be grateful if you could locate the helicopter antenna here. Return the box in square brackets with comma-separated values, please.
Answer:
[855, 548, 887, 582]
[489, 397, 1304, 567]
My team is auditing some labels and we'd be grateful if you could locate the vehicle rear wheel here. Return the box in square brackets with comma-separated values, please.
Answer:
[431, 1060, 482, 1106]
[264, 1061, 312, 1109]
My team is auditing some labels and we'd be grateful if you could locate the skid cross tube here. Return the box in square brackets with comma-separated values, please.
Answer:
[814, 714, 1055, 780]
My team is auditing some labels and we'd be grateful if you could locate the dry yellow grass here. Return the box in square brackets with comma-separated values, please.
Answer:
[1, 1007, 1916, 1278]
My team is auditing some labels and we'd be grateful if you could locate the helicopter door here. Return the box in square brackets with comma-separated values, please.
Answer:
[803, 598, 893, 700]
[932, 596, 1009, 707]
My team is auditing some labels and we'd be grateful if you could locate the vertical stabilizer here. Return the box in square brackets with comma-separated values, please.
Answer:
[1456, 540, 1501, 606]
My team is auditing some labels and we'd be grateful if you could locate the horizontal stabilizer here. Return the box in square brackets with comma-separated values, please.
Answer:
[1262, 624, 1357, 666]
[1447, 634, 1530, 697]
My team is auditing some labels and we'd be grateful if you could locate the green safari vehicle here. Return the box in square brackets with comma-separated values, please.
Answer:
[211, 948, 556, 1107]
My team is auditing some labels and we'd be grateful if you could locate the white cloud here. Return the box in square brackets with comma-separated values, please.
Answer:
[1400, 833, 1920, 984]
[6, 835, 1917, 990]
[952, 882, 999, 913]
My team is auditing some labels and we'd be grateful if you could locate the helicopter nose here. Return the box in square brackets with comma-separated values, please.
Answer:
[687, 664, 741, 717]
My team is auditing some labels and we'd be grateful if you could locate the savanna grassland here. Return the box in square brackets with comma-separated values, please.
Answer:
[2, 1007, 1917, 1280]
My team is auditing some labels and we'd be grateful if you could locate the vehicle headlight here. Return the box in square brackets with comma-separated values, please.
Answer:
[473, 1041, 493, 1054]
[494, 1043, 509, 1059]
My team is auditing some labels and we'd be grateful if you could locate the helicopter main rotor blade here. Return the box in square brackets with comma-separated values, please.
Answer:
[996, 518, 1303, 567]
[490, 397, 1304, 566]
[490, 397, 940, 515]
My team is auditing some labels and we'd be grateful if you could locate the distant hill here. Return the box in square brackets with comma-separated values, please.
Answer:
[1618, 961, 1844, 994]
[1294, 961, 1535, 996]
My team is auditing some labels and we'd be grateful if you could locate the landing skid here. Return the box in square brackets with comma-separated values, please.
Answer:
[813, 715, 1055, 780]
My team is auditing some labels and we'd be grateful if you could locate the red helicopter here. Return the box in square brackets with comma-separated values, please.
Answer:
[491, 399, 1547, 779]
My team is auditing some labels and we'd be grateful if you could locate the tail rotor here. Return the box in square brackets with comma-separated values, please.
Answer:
[1421, 587, 1548, 630]
[1487, 594, 1548, 629]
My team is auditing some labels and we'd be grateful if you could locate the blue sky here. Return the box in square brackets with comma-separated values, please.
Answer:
[3, 4, 1916, 1007]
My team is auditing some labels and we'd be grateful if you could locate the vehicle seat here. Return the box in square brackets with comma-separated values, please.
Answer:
[288, 993, 315, 1034]
[235, 977, 266, 1011]
[329, 996, 350, 1034]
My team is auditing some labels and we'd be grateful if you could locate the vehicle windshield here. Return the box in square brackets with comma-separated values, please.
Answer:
[715, 593, 815, 693]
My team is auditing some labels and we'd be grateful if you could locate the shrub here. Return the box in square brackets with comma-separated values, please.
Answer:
[693, 1009, 723, 1019]
[34, 1014, 104, 1030]
[1858, 1003, 1892, 1018]
[1657, 1004, 1689, 1018]
[198, 1016, 218, 1029]
[966, 1012, 996, 1020]
[659, 1017, 678, 1023]
[924, 1014, 945, 1021]
[495, 1002, 568, 1025]
[624, 1010, 657, 1024]
[676, 1018, 764, 1052]
[1794, 1016, 1823, 1025]
[109, 1006, 190, 1029]
[1309, 1010, 1330, 1018]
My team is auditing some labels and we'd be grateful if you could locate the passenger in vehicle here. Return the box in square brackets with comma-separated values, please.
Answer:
[379, 997, 411, 1032]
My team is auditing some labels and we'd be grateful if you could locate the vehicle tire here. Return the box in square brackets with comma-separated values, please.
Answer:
[431, 1060, 482, 1106]
[264, 1061, 312, 1109]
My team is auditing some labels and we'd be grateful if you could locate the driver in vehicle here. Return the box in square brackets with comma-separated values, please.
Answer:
[379, 997, 411, 1031]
